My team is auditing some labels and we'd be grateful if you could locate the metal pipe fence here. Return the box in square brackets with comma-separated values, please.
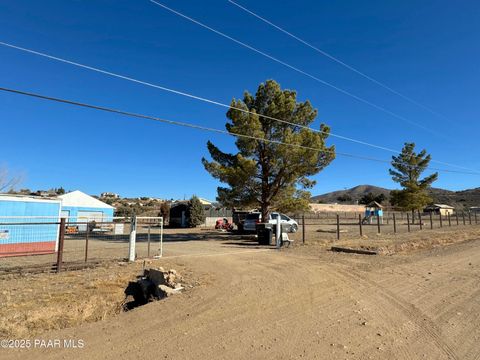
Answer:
[0, 216, 163, 275]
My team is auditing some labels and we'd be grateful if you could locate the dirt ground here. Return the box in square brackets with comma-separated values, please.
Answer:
[1, 228, 480, 359]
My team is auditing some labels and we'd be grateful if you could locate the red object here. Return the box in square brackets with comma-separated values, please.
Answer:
[215, 218, 233, 231]
[0, 241, 56, 257]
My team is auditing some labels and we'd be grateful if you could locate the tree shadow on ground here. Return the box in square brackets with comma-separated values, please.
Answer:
[80, 231, 257, 244]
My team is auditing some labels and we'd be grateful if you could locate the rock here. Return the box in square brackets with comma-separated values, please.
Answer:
[158, 284, 180, 297]
[361, 321, 367, 326]
[148, 269, 167, 286]
[165, 273, 177, 287]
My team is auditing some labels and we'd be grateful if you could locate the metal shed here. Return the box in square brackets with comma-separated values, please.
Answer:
[0, 194, 62, 257]
[424, 204, 455, 216]
[59, 190, 115, 231]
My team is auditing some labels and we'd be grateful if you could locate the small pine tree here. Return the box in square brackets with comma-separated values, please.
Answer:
[389, 142, 438, 219]
[187, 196, 205, 227]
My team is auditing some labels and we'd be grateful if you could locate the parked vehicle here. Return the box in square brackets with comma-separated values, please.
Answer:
[242, 212, 298, 233]
[232, 210, 250, 232]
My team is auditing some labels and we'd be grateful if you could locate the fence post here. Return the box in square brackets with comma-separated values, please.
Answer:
[468, 212, 472, 225]
[475, 212, 478, 225]
[439, 214, 443, 228]
[128, 216, 137, 262]
[359, 214, 363, 237]
[336, 214, 340, 241]
[462, 212, 466, 225]
[56, 218, 66, 273]
[302, 214, 305, 244]
[456, 212, 459, 226]
[377, 214, 381, 234]
[160, 217, 164, 258]
[84, 226, 89, 263]
[147, 225, 151, 258]
[407, 213, 411, 232]
[448, 213, 451, 227]
[393, 213, 397, 234]
[430, 212, 433, 229]
[419, 212, 423, 230]
[276, 216, 281, 249]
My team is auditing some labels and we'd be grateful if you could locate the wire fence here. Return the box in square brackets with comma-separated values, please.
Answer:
[288, 210, 479, 243]
[0, 216, 163, 275]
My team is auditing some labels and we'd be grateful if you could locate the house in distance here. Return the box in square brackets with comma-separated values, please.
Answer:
[424, 204, 455, 216]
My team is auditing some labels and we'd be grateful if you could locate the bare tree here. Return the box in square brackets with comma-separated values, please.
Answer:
[0, 166, 23, 193]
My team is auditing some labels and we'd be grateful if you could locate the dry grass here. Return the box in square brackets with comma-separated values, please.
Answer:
[291, 224, 480, 255]
[0, 260, 195, 338]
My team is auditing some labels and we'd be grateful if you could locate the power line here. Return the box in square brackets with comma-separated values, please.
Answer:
[228, 0, 447, 120]
[0, 41, 396, 153]
[148, 0, 440, 136]
[0, 40, 474, 173]
[0, 86, 478, 176]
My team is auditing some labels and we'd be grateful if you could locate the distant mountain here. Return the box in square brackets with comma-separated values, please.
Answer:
[312, 184, 480, 209]
[311, 185, 391, 204]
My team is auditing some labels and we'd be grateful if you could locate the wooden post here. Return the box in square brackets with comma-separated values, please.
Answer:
[84, 226, 89, 263]
[377, 213, 381, 234]
[462, 211, 466, 225]
[448, 214, 451, 227]
[393, 213, 397, 234]
[419, 212, 423, 230]
[302, 214, 305, 244]
[468, 212, 472, 225]
[456, 212, 459, 226]
[56, 218, 66, 273]
[407, 213, 411, 232]
[147, 225, 151, 258]
[439, 214, 443, 228]
[359, 214, 363, 237]
[336, 214, 340, 241]
[429, 212, 433, 229]
[475, 212, 478, 225]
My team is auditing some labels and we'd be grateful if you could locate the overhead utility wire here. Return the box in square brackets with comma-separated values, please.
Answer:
[228, 0, 446, 120]
[0, 86, 478, 176]
[148, 0, 439, 136]
[0, 40, 474, 173]
[0, 41, 472, 173]
[0, 41, 397, 154]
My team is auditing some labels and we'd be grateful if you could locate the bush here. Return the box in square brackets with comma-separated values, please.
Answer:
[187, 196, 205, 227]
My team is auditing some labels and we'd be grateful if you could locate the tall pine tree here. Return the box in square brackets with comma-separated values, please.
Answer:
[202, 80, 335, 221]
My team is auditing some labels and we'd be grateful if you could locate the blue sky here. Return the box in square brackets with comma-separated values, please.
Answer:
[0, 0, 479, 200]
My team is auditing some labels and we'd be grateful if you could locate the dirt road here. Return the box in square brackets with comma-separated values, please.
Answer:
[3, 239, 480, 359]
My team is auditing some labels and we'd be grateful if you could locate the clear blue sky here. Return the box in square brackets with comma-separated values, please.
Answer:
[1, 0, 479, 200]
